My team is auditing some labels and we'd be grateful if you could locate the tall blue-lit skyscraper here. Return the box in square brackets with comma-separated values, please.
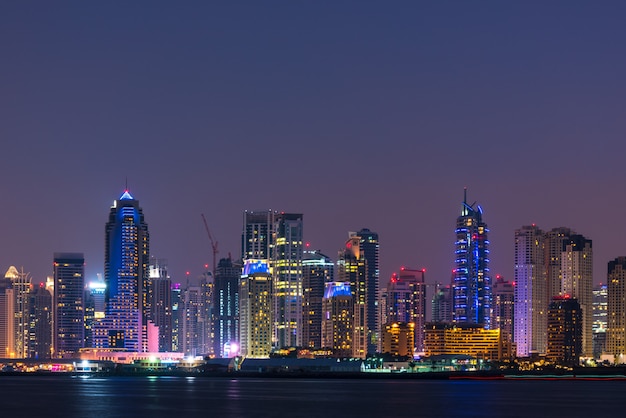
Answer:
[453, 189, 491, 328]
[94, 190, 150, 352]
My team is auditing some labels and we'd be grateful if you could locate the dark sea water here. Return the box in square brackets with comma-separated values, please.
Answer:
[1, 375, 625, 418]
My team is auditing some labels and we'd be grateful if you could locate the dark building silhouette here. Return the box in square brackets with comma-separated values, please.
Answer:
[302, 250, 333, 349]
[547, 296, 582, 366]
[213, 257, 242, 357]
[53, 253, 84, 357]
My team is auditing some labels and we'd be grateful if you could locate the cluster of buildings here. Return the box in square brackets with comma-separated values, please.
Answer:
[0, 188, 623, 369]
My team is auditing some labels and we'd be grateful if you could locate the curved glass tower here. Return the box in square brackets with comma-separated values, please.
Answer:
[453, 189, 491, 328]
[94, 190, 150, 352]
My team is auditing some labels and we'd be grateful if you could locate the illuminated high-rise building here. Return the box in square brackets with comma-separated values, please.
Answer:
[592, 283, 608, 358]
[546, 296, 582, 366]
[84, 281, 106, 348]
[181, 285, 204, 356]
[322, 282, 353, 358]
[94, 190, 149, 352]
[349, 229, 379, 355]
[492, 275, 514, 344]
[148, 259, 172, 352]
[273, 213, 303, 349]
[239, 260, 273, 358]
[171, 283, 182, 352]
[213, 257, 241, 357]
[606, 257, 626, 361]
[385, 268, 426, 353]
[242, 210, 304, 349]
[453, 190, 491, 328]
[561, 234, 593, 357]
[382, 322, 415, 358]
[544, 227, 575, 301]
[200, 269, 215, 357]
[29, 283, 52, 359]
[514, 225, 546, 357]
[0, 276, 14, 358]
[337, 241, 367, 359]
[53, 253, 85, 357]
[302, 250, 334, 349]
[8, 266, 31, 358]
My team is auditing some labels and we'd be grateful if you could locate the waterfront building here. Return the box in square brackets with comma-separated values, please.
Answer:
[84, 281, 106, 348]
[514, 225, 546, 357]
[8, 266, 32, 358]
[607, 257, 626, 361]
[239, 260, 273, 358]
[181, 285, 205, 356]
[592, 284, 608, 358]
[0, 276, 14, 358]
[170, 283, 182, 352]
[29, 283, 52, 359]
[561, 235, 593, 357]
[381, 322, 415, 358]
[385, 268, 426, 353]
[148, 259, 172, 352]
[544, 227, 575, 301]
[453, 190, 491, 328]
[242, 210, 304, 349]
[302, 250, 333, 349]
[423, 322, 512, 361]
[321, 282, 353, 358]
[546, 296, 582, 366]
[492, 275, 514, 343]
[94, 190, 150, 352]
[349, 229, 380, 355]
[200, 269, 215, 357]
[53, 253, 85, 357]
[432, 283, 453, 323]
[213, 257, 241, 357]
[337, 241, 367, 359]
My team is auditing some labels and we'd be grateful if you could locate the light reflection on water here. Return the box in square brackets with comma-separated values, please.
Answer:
[1, 376, 625, 418]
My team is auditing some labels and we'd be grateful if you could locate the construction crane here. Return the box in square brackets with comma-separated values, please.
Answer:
[201, 213, 219, 276]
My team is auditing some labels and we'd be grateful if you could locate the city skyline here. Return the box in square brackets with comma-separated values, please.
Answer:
[2, 2, 625, 289]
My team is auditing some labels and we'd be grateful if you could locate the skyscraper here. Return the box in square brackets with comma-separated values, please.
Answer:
[492, 275, 514, 344]
[53, 253, 85, 357]
[29, 283, 52, 359]
[606, 257, 626, 361]
[322, 281, 353, 358]
[514, 225, 546, 357]
[546, 296, 582, 366]
[385, 268, 426, 353]
[242, 210, 304, 349]
[453, 190, 491, 328]
[148, 259, 172, 352]
[94, 190, 149, 352]
[349, 229, 380, 355]
[213, 257, 241, 357]
[8, 266, 31, 358]
[544, 227, 575, 301]
[273, 213, 304, 349]
[0, 275, 14, 358]
[302, 249, 334, 349]
[561, 234, 593, 357]
[239, 260, 273, 358]
[181, 285, 204, 356]
[432, 283, 453, 323]
[592, 283, 608, 359]
[337, 241, 367, 359]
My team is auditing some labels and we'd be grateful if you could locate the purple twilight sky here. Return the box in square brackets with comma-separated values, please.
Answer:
[1, 1, 625, 288]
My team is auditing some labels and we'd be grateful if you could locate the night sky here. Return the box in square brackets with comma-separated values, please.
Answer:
[1, 2, 625, 288]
